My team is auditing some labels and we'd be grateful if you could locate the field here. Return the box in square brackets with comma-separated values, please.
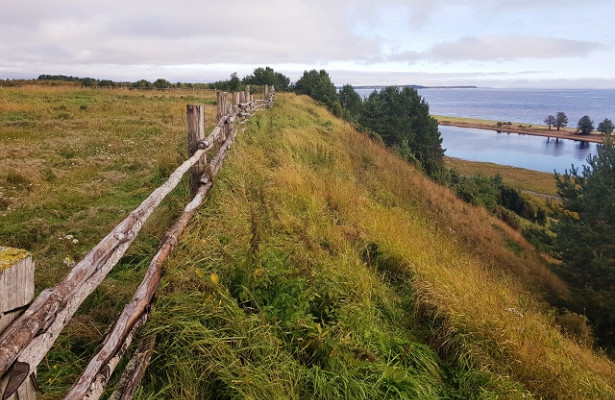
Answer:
[2, 87, 615, 399]
[0, 85, 218, 397]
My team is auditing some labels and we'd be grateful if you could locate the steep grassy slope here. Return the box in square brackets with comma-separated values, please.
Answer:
[139, 93, 615, 399]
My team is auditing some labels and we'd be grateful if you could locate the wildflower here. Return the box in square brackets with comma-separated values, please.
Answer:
[72, 239, 79, 245]
[210, 273, 220, 284]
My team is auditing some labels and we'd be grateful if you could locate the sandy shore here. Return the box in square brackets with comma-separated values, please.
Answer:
[435, 116, 604, 144]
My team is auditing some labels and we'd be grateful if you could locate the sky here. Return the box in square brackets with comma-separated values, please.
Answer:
[1, 0, 614, 88]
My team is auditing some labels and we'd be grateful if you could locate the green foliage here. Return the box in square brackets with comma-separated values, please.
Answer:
[338, 84, 363, 122]
[597, 118, 614, 135]
[294, 69, 339, 112]
[544, 115, 555, 130]
[153, 78, 171, 89]
[450, 174, 547, 226]
[576, 115, 594, 135]
[359, 86, 444, 179]
[242, 66, 291, 91]
[555, 112, 568, 131]
[553, 139, 615, 347]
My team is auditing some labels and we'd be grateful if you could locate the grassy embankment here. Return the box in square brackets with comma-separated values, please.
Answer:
[140, 93, 615, 399]
[436, 114, 604, 144]
[2, 87, 614, 399]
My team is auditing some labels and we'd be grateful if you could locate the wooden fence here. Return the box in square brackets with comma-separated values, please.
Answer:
[0, 85, 275, 399]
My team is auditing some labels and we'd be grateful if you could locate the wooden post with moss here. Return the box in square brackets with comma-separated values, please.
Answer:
[0, 246, 36, 400]
[187, 105, 206, 197]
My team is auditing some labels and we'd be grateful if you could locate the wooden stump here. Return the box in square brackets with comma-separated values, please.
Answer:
[0, 247, 34, 334]
[0, 247, 36, 400]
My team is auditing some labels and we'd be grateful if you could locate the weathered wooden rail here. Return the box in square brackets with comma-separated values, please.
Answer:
[0, 85, 275, 399]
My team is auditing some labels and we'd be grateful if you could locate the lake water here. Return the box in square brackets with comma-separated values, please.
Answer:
[440, 125, 597, 173]
[355, 87, 614, 172]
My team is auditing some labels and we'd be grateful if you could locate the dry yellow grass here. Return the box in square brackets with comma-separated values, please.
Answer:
[208, 93, 615, 398]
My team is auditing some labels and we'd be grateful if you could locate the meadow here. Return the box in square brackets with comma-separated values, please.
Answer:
[1, 87, 614, 399]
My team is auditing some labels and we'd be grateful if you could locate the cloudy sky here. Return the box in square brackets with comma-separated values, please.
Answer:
[1, 0, 614, 88]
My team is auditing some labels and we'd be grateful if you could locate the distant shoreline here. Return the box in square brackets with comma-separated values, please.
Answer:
[349, 85, 478, 90]
[435, 115, 604, 144]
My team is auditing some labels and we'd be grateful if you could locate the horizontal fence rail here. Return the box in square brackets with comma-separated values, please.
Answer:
[0, 85, 275, 400]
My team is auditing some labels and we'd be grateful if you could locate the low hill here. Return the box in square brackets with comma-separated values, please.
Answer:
[140, 93, 615, 399]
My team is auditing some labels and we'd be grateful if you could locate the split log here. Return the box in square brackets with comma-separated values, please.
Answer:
[0, 144, 212, 379]
[108, 336, 156, 400]
[65, 107, 247, 399]
[64, 180, 213, 399]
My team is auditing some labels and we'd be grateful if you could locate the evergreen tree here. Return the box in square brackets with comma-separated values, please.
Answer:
[597, 118, 614, 135]
[576, 115, 594, 135]
[359, 86, 444, 177]
[338, 84, 363, 122]
[555, 112, 568, 131]
[553, 139, 615, 347]
[544, 115, 556, 130]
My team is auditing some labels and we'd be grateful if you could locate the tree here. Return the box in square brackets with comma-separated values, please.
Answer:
[242, 67, 291, 91]
[359, 86, 444, 177]
[553, 139, 615, 347]
[338, 84, 363, 122]
[294, 69, 339, 111]
[597, 118, 614, 135]
[555, 112, 568, 131]
[153, 78, 171, 89]
[544, 115, 556, 130]
[229, 73, 241, 92]
[576, 115, 594, 135]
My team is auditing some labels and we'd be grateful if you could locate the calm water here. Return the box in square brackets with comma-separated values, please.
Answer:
[440, 125, 597, 173]
[355, 87, 614, 172]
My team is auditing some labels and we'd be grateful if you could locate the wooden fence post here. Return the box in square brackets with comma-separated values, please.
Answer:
[0, 247, 36, 400]
[187, 105, 206, 197]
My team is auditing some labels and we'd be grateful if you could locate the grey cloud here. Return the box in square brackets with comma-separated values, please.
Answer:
[425, 35, 604, 61]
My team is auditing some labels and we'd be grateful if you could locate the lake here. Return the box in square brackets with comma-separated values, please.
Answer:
[440, 125, 597, 173]
[355, 87, 614, 172]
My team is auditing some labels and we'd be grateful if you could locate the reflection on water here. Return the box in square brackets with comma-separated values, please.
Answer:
[440, 125, 598, 173]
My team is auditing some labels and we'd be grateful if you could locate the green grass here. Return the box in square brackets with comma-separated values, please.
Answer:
[137, 94, 615, 399]
[0, 85, 218, 397]
[3, 88, 615, 399]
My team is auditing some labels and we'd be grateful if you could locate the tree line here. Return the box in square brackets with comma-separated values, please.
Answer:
[544, 112, 614, 136]
[293, 70, 446, 180]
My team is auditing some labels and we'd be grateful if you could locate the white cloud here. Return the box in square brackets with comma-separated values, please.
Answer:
[0, 0, 614, 87]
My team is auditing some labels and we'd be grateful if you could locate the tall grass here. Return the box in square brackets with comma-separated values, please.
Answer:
[0, 85, 217, 398]
[138, 93, 615, 399]
[4, 88, 613, 398]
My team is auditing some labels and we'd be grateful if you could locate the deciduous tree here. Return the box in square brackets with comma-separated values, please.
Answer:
[294, 70, 339, 112]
